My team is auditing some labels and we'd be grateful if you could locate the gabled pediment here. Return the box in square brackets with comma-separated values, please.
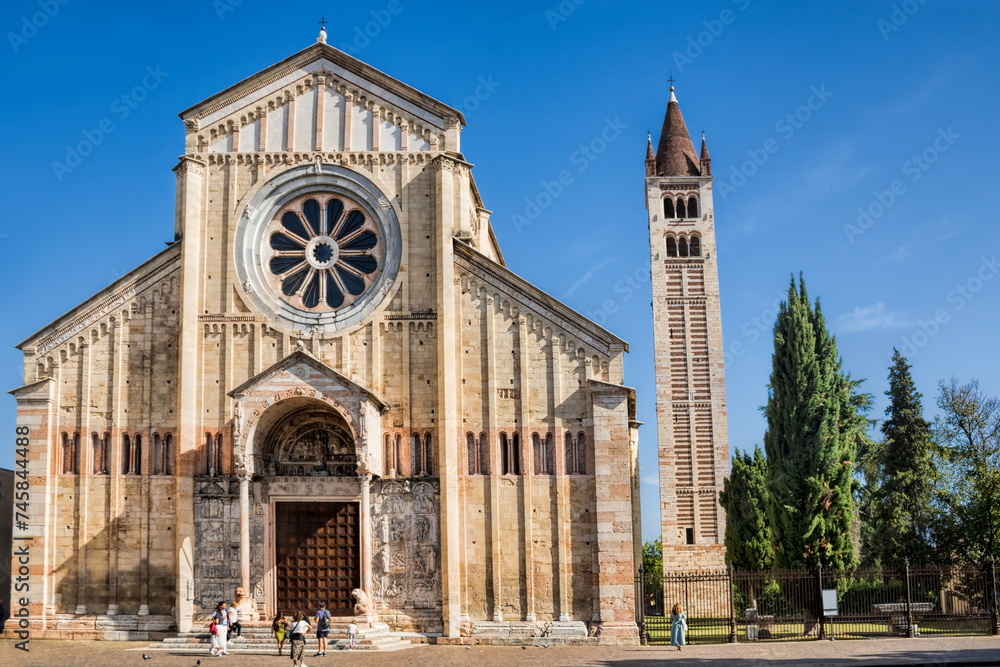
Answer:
[228, 348, 388, 412]
[454, 239, 628, 356]
[8, 377, 55, 401]
[180, 43, 464, 155]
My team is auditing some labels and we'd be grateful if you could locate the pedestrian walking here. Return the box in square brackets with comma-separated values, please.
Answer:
[670, 602, 687, 651]
[314, 602, 331, 656]
[272, 612, 289, 656]
[227, 599, 241, 641]
[288, 610, 311, 667]
[209, 601, 231, 656]
[347, 620, 358, 649]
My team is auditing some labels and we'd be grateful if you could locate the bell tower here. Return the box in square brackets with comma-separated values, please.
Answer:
[645, 86, 729, 571]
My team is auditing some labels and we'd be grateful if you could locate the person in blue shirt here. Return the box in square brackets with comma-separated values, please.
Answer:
[670, 602, 687, 650]
[314, 602, 332, 656]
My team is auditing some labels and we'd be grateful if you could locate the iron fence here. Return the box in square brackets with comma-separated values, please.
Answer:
[637, 562, 1000, 645]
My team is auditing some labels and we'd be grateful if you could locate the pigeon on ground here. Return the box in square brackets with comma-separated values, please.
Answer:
[142, 655, 151, 660]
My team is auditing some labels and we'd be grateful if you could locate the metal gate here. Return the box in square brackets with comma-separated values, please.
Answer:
[275, 502, 359, 614]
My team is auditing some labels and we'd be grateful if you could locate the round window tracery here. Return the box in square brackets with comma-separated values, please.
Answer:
[265, 193, 382, 312]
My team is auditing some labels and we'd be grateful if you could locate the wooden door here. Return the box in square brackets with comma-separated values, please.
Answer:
[275, 502, 359, 614]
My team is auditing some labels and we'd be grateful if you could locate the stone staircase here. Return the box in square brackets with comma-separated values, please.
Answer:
[150, 619, 415, 654]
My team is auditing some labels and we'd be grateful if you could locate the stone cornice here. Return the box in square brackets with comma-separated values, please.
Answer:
[180, 45, 464, 130]
[20, 244, 181, 356]
[454, 239, 627, 356]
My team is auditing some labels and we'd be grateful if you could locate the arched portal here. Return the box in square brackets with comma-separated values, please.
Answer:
[248, 399, 367, 617]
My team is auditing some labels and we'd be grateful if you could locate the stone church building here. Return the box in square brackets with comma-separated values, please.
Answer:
[11, 34, 643, 641]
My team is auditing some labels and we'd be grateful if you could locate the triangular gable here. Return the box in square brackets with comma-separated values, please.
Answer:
[454, 239, 628, 355]
[17, 243, 181, 356]
[228, 348, 388, 412]
[180, 43, 464, 155]
[8, 377, 55, 400]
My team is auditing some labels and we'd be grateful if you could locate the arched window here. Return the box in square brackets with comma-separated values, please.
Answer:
[163, 434, 173, 475]
[663, 198, 675, 218]
[678, 237, 689, 257]
[91, 433, 103, 474]
[100, 433, 110, 475]
[478, 432, 488, 475]
[122, 434, 132, 475]
[689, 235, 701, 257]
[533, 432, 554, 475]
[466, 433, 489, 475]
[152, 433, 162, 475]
[500, 432, 521, 475]
[394, 434, 402, 475]
[384, 434, 393, 476]
[133, 434, 143, 475]
[424, 433, 433, 475]
[666, 237, 678, 257]
[688, 196, 699, 218]
[412, 433, 432, 476]
[62, 432, 79, 474]
[215, 433, 224, 475]
[676, 198, 687, 219]
[565, 432, 587, 474]
[466, 433, 477, 475]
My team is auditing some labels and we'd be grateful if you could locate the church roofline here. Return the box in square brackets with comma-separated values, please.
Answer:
[16, 242, 182, 353]
[228, 348, 389, 413]
[454, 239, 628, 354]
[178, 42, 466, 128]
[8, 377, 55, 397]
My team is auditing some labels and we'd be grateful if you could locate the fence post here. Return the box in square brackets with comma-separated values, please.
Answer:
[728, 563, 737, 643]
[904, 558, 915, 638]
[817, 558, 826, 641]
[636, 567, 648, 645]
[991, 558, 999, 636]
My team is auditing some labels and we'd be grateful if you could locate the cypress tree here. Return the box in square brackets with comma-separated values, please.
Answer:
[763, 275, 870, 571]
[720, 446, 773, 571]
[870, 350, 939, 566]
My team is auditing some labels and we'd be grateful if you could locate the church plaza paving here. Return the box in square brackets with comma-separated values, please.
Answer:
[2, 636, 1000, 667]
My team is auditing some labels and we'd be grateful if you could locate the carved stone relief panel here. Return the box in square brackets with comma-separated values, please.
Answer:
[372, 479, 441, 610]
[193, 481, 240, 614]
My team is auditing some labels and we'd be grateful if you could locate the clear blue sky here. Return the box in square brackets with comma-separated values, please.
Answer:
[1, 0, 998, 543]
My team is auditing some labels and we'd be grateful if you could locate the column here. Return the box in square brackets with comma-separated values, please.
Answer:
[360, 474, 373, 598]
[240, 475, 250, 590]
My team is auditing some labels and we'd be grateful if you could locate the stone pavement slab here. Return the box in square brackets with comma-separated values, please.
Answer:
[2, 636, 1000, 667]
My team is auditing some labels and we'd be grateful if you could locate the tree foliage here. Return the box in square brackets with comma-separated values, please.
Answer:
[642, 536, 663, 580]
[720, 446, 773, 570]
[935, 379, 1000, 564]
[867, 350, 940, 566]
[763, 275, 872, 571]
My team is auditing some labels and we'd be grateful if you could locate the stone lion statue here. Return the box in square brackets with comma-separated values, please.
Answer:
[351, 588, 372, 616]
[232, 586, 259, 621]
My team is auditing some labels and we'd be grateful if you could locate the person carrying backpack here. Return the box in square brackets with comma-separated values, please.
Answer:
[314, 602, 332, 656]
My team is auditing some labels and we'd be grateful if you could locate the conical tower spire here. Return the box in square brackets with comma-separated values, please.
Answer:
[654, 86, 701, 177]
[699, 132, 711, 176]
[645, 132, 656, 176]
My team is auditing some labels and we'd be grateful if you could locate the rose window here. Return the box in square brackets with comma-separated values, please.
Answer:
[265, 193, 381, 312]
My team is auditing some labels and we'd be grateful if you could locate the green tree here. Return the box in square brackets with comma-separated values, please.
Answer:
[642, 536, 663, 580]
[763, 275, 871, 572]
[936, 379, 1000, 563]
[868, 350, 940, 566]
[720, 446, 774, 571]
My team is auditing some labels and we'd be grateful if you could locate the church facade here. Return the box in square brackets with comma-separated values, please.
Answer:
[10, 37, 641, 641]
